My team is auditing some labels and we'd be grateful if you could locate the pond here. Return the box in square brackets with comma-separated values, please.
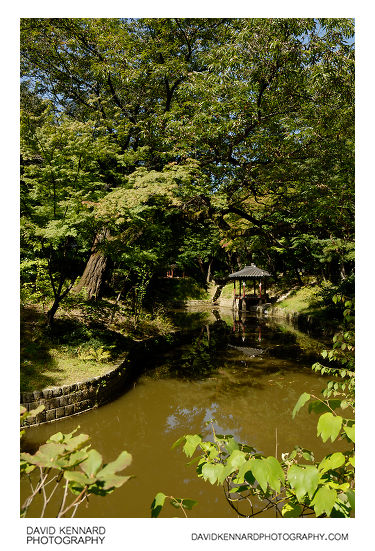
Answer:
[21, 309, 343, 518]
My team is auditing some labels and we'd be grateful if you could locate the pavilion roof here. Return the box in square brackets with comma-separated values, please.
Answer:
[228, 263, 271, 279]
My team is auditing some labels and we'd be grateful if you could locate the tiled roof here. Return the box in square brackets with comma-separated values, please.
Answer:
[228, 264, 271, 279]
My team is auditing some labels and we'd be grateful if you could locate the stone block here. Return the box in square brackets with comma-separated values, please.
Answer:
[52, 387, 62, 397]
[74, 390, 83, 402]
[64, 404, 74, 416]
[33, 390, 42, 400]
[55, 407, 65, 419]
[74, 402, 84, 414]
[46, 410, 56, 422]
[58, 395, 70, 407]
[22, 391, 33, 402]
[36, 410, 46, 424]
[42, 389, 53, 399]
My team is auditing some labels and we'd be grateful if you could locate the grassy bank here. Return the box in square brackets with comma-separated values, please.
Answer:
[20, 300, 177, 392]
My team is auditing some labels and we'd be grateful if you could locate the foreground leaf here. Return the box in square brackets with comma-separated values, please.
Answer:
[151, 492, 167, 518]
[311, 486, 337, 517]
[287, 465, 320, 501]
[292, 392, 310, 418]
[317, 412, 343, 442]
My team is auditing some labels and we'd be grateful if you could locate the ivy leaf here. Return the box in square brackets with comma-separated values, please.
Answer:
[151, 492, 167, 518]
[292, 392, 310, 418]
[311, 486, 337, 517]
[287, 465, 320, 501]
[318, 452, 345, 475]
[251, 459, 269, 493]
[317, 412, 343, 442]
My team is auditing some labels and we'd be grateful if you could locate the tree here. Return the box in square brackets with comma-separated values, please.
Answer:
[20, 106, 119, 323]
[21, 18, 354, 307]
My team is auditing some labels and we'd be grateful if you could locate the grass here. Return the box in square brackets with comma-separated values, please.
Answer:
[277, 285, 323, 313]
[20, 305, 131, 391]
[20, 297, 180, 391]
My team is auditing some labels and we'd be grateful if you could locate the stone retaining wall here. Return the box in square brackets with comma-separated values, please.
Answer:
[20, 360, 130, 426]
[20, 329, 195, 427]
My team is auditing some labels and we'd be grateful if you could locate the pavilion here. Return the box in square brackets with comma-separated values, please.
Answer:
[228, 263, 271, 311]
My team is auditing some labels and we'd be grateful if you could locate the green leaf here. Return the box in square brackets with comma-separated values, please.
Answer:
[80, 449, 103, 478]
[345, 489, 355, 511]
[217, 463, 237, 484]
[227, 450, 246, 469]
[64, 470, 91, 487]
[311, 486, 337, 517]
[21, 442, 65, 469]
[318, 452, 345, 475]
[54, 448, 89, 470]
[180, 498, 198, 510]
[99, 474, 132, 490]
[282, 502, 303, 517]
[97, 451, 132, 477]
[317, 412, 343, 442]
[170, 498, 198, 510]
[287, 465, 320, 501]
[250, 459, 268, 493]
[264, 456, 285, 492]
[63, 434, 90, 452]
[48, 432, 64, 443]
[235, 460, 254, 484]
[201, 462, 223, 484]
[182, 434, 202, 458]
[151, 492, 167, 518]
[171, 436, 186, 450]
[292, 392, 311, 418]
[308, 399, 341, 415]
[225, 436, 239, 454]
[343, 424, 355, 442]
[28, 404, 45, 418]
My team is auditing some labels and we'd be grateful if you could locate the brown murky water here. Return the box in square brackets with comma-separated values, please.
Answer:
[21, 310, 345, 518]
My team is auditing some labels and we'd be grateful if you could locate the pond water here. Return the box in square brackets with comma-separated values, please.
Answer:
[21, 309, 344, 518]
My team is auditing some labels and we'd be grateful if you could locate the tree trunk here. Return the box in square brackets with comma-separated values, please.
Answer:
[46, 298, 60, 327]
[74, 229, 109, 299]
[206, 259, 213, 284]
